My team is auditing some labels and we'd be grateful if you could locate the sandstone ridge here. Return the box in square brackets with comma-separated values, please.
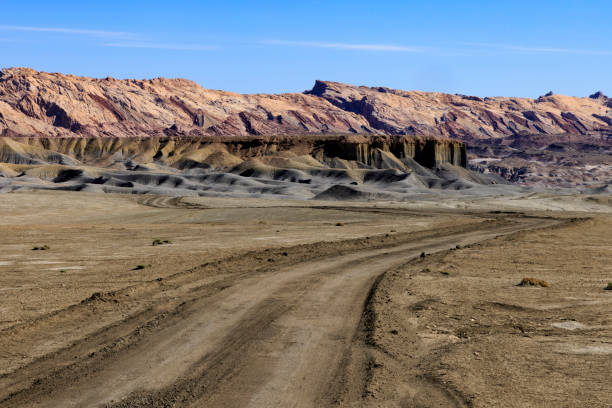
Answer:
[1, 68, 611, 141]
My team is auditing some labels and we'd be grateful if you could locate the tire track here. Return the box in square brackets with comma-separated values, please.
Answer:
[0, 215, 560, 407]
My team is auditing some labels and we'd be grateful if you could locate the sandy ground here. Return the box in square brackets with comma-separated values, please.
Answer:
[0, 191, 477, 333]
[0, 190, 610, 407]
[355, 217, 612, 407]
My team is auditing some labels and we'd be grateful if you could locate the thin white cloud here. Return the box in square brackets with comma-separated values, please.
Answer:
[104, 42, 219, 51]
[0, 25, 135, 38]
[0, 26, 217, 51]
[467, 42, 612, 56]
[263, 40, 423, 52]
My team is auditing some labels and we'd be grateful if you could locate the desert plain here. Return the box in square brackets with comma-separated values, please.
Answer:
[0, 67, 611, 407]
[0, 190, 610, 407]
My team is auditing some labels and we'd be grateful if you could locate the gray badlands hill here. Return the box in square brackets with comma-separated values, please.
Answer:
[0, 136, 501, 199]
[0, 67, 610, 188]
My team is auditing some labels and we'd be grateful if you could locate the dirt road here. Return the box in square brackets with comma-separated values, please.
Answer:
[0, 215, 559, 407]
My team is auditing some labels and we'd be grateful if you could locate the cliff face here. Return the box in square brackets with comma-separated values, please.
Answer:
[315, 137, 465, 168]
[0, 68, 371, 139]
[2, 67, 611, 185]
[307, 81, 612, 140]
[2, 135, 466, 170]
[1, 68, 610, 142]
[0, 136, 498, 200]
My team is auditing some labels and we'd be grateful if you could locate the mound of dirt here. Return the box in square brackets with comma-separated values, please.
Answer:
[313, 184, 396, 201]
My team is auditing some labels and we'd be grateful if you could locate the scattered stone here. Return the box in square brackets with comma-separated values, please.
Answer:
[82, 292, 103, 303]
[552, 321, 587, 330]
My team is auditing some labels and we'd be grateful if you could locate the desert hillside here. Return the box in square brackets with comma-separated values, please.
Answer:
[0, 67, 610, 187]
[1, 68, 611, 140]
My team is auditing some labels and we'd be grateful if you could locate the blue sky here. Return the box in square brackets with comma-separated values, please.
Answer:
[1, 1, 610, 97]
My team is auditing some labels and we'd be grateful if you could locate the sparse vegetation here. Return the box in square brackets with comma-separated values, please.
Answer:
[605, 283, 612, 291]
[133, 264, 147, 270]
[335, 222, 345, 226]
[32, 245, 50, 250]
[440, 271, 450, 276]
[517, 277, 549, 288]
[152, 239, 172, 246]
[83, 292, 103, 303]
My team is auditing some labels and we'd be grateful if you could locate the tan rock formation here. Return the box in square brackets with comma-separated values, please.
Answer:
[1, 68, 610, 142]
[0, 135, 467, 169]
[1, 67, 610, 187]
[307, 80, 612, 140]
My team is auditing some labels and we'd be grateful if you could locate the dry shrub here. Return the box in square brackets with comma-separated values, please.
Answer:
[517, 277, 549, 288]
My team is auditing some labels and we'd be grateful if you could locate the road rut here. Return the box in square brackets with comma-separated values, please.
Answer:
[0, 215, 558, 407]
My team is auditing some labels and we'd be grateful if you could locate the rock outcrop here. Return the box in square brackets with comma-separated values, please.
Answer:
[1, 135, 466, 169]
[1, 68, 611, 142]
[0, 136, 494, 199]
[307, 80, 612, 140]
[1, 67, 611, 186]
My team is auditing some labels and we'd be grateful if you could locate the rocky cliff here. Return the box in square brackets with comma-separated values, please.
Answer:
[0, 135, 466, 170]
[1, 68, 610, 141]
[1, 67, 610, 186]
[0, 136, 492, 200]
[306, 81, 612, 140]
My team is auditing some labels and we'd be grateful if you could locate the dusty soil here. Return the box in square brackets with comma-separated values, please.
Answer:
[0, 190, 609, 407]
[354, 217, 612, 407]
